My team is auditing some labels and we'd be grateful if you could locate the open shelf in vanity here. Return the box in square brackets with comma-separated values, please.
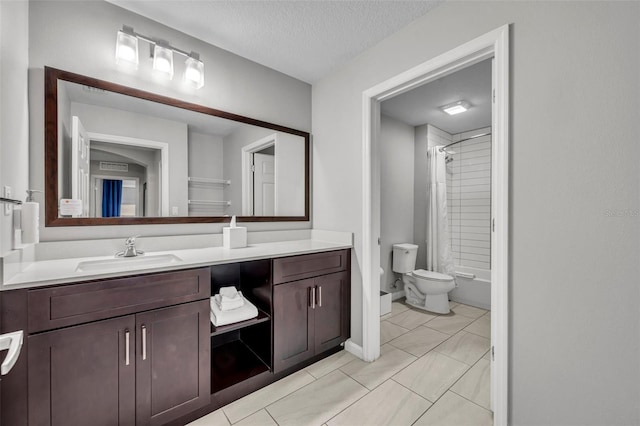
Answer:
[210, 308, 270, 337]
[209, 259, 273, 395]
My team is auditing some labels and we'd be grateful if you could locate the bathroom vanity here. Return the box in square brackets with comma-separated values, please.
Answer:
[0, 246, 351, 426]
[0, 66, 350, 425]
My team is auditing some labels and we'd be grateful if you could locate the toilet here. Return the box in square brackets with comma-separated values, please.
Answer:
[392, 243, 456, 314]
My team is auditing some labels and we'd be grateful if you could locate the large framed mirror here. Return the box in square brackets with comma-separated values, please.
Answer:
[44, 67, 309, 226]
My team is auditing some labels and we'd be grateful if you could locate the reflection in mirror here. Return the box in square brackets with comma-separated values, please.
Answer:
[47, 67, 309, 226]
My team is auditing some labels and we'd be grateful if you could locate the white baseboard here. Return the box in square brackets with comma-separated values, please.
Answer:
[344, 340, 363, 360]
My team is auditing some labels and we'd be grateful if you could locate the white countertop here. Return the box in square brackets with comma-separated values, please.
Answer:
[1, 239, 351, 290]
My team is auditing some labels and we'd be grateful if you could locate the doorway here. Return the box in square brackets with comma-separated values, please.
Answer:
[242, 134, 277, 216]
[361, 25, 509, 424]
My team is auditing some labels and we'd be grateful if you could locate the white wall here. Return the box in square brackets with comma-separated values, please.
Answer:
[188, 132, 226, 216]
[274, 132, 305, 216]
[312, 2, 640, 424]
[28, 0, 312, 241]
[379, 115, 414, 292]
[0, 1, 29, 255]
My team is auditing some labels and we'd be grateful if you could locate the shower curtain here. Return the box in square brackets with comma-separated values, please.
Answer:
[426, 147, 454, 276]
[102, 179, 123, 217]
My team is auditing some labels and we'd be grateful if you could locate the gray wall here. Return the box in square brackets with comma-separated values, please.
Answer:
[379, 115, 414, 292]
[0, 1, 29, 255]
[28, 0, 312, 242]
[312, 2, 639, 424]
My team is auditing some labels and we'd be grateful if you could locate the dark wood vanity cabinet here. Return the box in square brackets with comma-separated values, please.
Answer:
[273, 250, 350, 373]
[28, 315, 137, 426]
[4, 249, 350, 426]
[26, 268, 211, 426]
[135, 301, 210, 426]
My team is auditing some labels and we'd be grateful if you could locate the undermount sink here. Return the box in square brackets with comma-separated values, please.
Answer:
[75, 254, 183, 272]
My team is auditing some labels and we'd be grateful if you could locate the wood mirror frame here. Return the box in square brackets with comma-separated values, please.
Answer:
[44, 67, 310, 226]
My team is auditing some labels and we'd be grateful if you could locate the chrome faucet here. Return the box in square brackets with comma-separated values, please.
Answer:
[116, 235, 144, 257]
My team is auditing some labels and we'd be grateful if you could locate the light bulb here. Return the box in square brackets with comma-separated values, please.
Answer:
[153, 45, 174, 80]
[184, 55, 204, 89]
[185, 67, 200, 83]
[115, 29, 138, 68]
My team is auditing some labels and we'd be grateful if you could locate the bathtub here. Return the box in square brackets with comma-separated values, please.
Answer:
[449, 265, 491, 310]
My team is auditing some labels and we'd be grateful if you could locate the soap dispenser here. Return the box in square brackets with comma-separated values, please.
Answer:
[22, 189, 42, 244]
[223, 215, 247, 249]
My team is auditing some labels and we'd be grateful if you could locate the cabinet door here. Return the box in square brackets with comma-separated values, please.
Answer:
[273, 278, 315, 373]
[28, 315, 136, 426]
[314, 271, 350, 353]
[135, 300, 210, 426]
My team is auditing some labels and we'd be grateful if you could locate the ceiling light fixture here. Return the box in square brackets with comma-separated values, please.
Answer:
[115, 25, 205, 88]
[441, 100, 471, 115]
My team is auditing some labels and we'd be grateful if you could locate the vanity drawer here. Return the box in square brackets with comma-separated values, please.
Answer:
[28, 267, 210, 333]
[273, 249, 349, 284]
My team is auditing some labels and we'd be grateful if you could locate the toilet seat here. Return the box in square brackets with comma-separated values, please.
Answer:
[412, 269, 453, 281]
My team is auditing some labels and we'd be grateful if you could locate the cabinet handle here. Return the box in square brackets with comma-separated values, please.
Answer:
[311, 286, 316, 309]
[141, 325, 147, 361]
[125, 329, 130, 366]
[317, 286, 322, 308]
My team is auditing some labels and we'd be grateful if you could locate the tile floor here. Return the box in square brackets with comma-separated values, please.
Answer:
[189, 300, 492, 426]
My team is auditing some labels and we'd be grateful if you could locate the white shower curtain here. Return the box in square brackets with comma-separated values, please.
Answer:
[426, 147, 454, 276]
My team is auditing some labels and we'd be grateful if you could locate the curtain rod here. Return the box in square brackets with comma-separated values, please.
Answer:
[440, 132, 492, 151]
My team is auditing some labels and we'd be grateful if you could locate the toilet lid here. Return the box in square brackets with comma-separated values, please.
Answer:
[412, 269, 453, 281]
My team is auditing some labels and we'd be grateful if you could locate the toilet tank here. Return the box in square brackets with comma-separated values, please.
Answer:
[392, 243, 418, 273]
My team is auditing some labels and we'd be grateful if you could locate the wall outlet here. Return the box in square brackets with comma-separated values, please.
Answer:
[171, 206, 179, 216]
[4, 186, 12, 216]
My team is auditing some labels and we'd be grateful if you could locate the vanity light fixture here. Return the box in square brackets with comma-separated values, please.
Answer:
[115, 26, 139, 68]
[184, 53, 205, 89]
[152, 43, 174, 79]
[115, 25, 205, 88]
[441, 100, 471, 115]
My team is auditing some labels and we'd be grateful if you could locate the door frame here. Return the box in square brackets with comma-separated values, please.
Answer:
[360, 25, 510, 424]
[241, 133, 277, 215]
[87, 132, 169, 216]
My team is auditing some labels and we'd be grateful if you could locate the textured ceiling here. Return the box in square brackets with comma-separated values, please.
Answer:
[381, 58, 492, 134]
[106, 0, 442, 83]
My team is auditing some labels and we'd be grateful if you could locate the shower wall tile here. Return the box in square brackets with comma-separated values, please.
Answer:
[447, 132, 491, 271]
[458, 239, 490, 248]
[451, 212, 490, 220]
[460, 170, 491, 179]
[458, 126, 491, 140]
[459, 259, 491, 269]
[460, 177, 491, 186]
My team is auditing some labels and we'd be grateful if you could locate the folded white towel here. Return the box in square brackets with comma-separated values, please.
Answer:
[213, 293, 245, 311]
[210, 296, 258, 327]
